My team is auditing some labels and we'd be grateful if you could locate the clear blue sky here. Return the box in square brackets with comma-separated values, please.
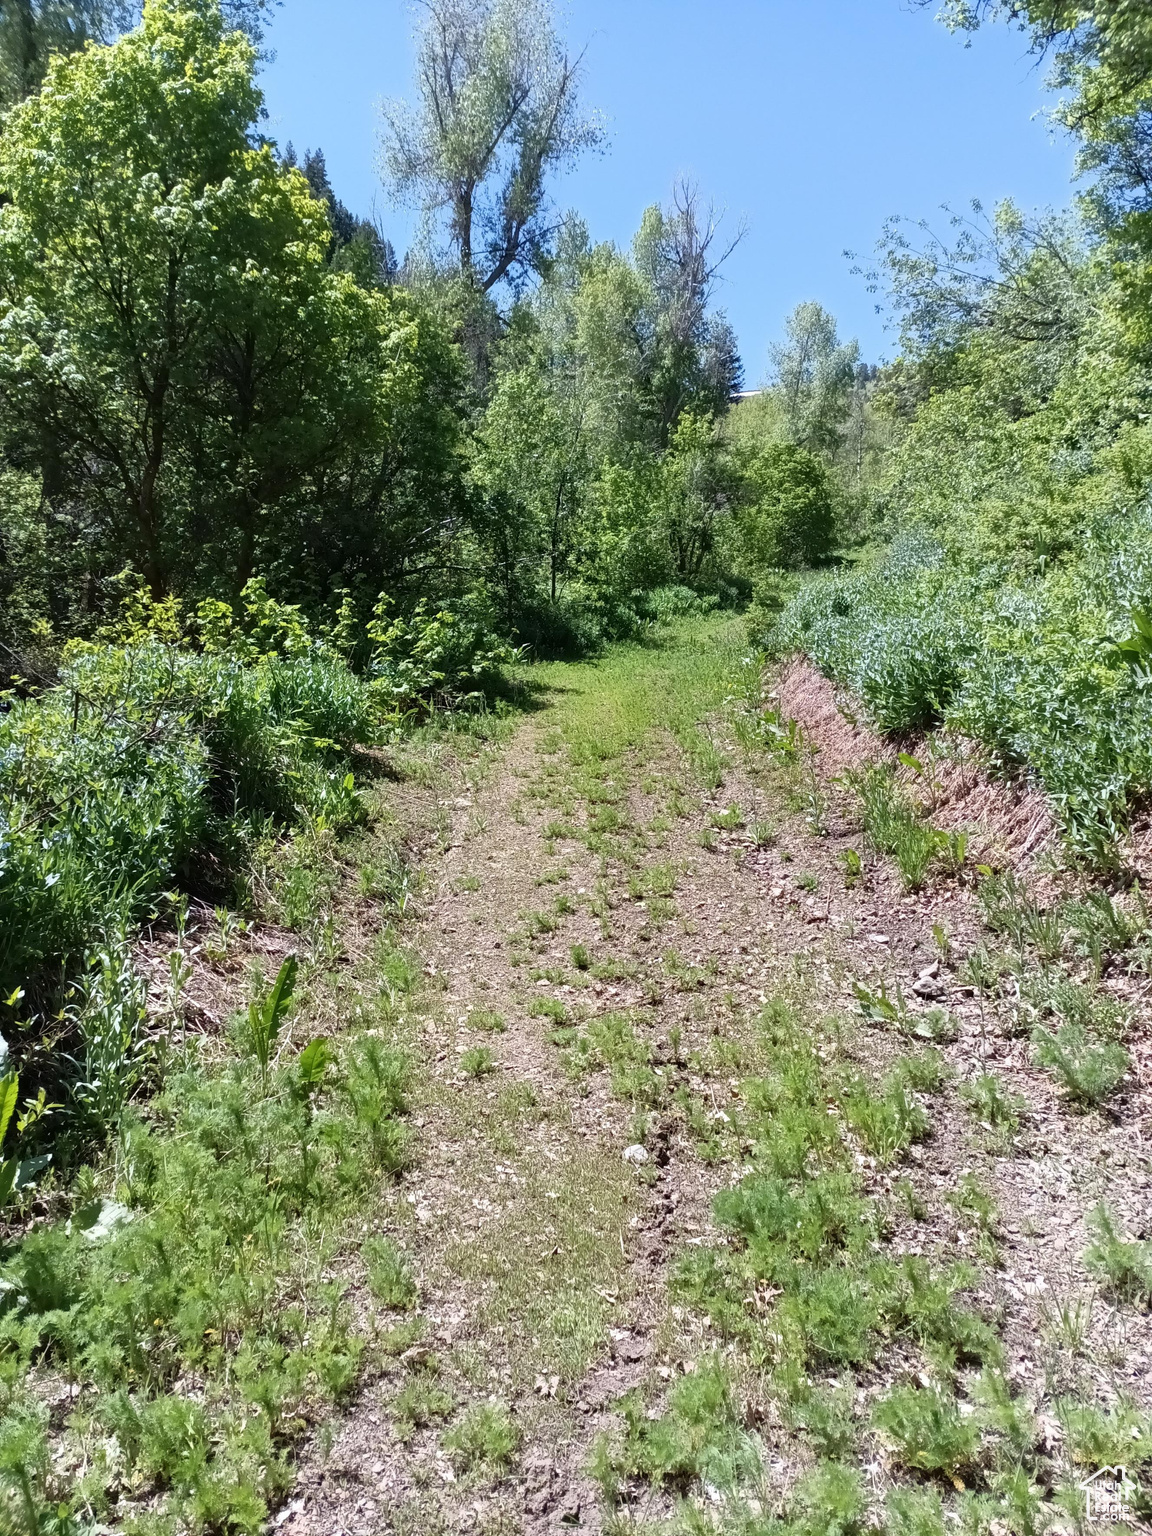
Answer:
[258, 0, 1076, 381]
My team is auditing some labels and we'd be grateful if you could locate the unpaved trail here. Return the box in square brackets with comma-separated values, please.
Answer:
[281, 621, 1152, 1536]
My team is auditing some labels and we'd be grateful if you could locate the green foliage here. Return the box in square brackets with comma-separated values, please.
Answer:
[0, 0, 465, 619]
[1031, 1022, 1129, 1105]
[874, 1383, 982, 1476]
[0, 596, 376, 1006]
[960, 1073, 1025, 1134]
[364, 1236, 418, 1310]
[442, 1402, 519, 1477]
[461, 1046, 496, 1078]
[0, 1013, 410, 1529]
[593, 1359, 759, 1498]
[1083, 1203, 1152, 1302]
[246, 956, 298, 1091]
[846, 764, 952, 891]
[734, 442, 840, 571]
[790, 1461, 868, 1536]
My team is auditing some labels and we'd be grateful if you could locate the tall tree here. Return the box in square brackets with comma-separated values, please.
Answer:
[380, 0, 602, 297]
[770, 302, 859, 456]
[632, 182, 745, 443]
[0, 0, 464, 608]
[284, 144, 399, 287]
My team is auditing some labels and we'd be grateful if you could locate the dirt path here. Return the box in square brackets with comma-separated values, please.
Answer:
[281, 620, 1152, 1536]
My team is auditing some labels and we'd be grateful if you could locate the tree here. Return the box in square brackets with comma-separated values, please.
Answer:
[284, 145, 399, 287]
[925, 3, 1152, 116]
[632, 182, 745, 443]
[0, 0, 273, 107]
[770, 302, 859, 455]
[0, 0, 466, 611]
[735, 442, 838, 570]
[380, 0, 602, 297]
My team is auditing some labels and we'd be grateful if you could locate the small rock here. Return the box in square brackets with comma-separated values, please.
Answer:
[622, 1143, 649, 1165]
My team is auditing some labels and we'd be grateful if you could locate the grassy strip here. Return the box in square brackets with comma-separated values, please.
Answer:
[0, 719, 507, 1532]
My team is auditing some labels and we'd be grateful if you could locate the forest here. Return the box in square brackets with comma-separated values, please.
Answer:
[0, 0, 1151, 1532]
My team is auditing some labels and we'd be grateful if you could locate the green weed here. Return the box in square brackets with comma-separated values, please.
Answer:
[960, 1073, 1025, 1134]
[461, 1046, 497, 1078]
[467, 1008, 508, 1033]
[364, 1236, 418, 1309]
[1083, 1204, 1152, 1303]
[873, 1383, 982, 1476]
[1032, 1023, 1128, 1106]
[442, 1402, 519, 1476]
[394, 1376, 454, 1440]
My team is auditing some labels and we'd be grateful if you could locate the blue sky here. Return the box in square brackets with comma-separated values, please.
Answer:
[259, 0, 1077, 382]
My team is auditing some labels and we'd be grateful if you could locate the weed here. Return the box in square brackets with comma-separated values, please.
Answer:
[457, 874, 481, 893]
[711, 805, 745, 831]
[960, 1073, 1024, 1134]
[841, 848, 863, 888]
[959, 943, 1015, 995]
[886, 1487, 947, 1536]
[524, 908, 559, 936]
[467, 1008, 507, 1033]
[1057, 1396, 1152, 1470]
[359, 846, 414, 909]
[893, 1048, 949, 1094]
[593, 1358, 758, 1497]
[245, 953, 298, 1093]
[529, 996, 567, 1022]
[1027, 973, 1131, 1042]
[1039, 1293, 1094, 1354]
[1062, 887, 1148, 971]
[1032, 1024, 1128, 1106]
[947, 1173, 999, 1238]
[461, 1046, 497, 1078]
[71, 929, 150, 1133]
[364, 1236, 418, 1309]
[1083, 1204, 1152, 1303]
[797, 870, 819, 893]
[842, 1076, 929, 1164]
[873, 1383, 981, 1475]
[570, 944, 592, 970]
[847, 765, 948, 892]
[777, 1369, 857, 1457]
[394, 1377, 454, 1440]
[695, 827, 717, 850]
[442, 1402, 519, 1476]
[573, 1014, 659, 1104]
[790, 1461, 867, 1536]
[752, 821, 777, 848]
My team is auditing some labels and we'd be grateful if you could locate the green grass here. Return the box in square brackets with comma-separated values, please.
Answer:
[527, 616, 745, 788]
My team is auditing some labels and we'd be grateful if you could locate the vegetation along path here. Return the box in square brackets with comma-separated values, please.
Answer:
[278, 615, 1151, 1535]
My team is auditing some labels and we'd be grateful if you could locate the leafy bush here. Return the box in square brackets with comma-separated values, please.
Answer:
[1, 608, 376, 1005]
[770, 514, 1152, 859]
